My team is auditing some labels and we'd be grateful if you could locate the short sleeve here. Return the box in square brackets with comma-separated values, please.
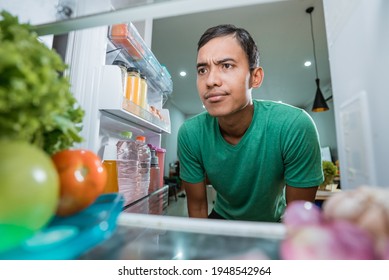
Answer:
[177, 122, 206, 183]
[282, 111, 324, 187]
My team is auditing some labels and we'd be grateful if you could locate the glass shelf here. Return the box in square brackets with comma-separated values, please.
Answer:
[98, 65, 171, 134]
[100, 106, 170, 134]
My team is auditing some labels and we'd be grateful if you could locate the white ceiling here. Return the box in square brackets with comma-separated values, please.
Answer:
[150, 0, 331, 116]
[1, 0, 331, 117]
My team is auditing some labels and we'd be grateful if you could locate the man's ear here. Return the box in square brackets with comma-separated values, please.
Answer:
[250, 67, 264, 88]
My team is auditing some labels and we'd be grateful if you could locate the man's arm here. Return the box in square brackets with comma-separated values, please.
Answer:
[182, 180, 208, 218]
[285, 184, 318, 204]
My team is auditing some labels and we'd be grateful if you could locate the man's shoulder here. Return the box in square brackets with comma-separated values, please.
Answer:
[254, 99, 307, 121]
[183, 111, 212, 128]
[179, 111, 211, 135]
[186, 111, 209, 122]
[254, 99, 303, 113]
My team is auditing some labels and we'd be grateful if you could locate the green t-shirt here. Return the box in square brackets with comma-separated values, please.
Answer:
[178, 100, 324, 222]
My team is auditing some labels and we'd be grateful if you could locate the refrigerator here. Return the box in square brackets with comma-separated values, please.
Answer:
[0, 0, 288, 260]
[2, 0, 388, 261]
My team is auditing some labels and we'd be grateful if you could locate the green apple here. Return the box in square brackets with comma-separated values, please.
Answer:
[0, 141, 59, 252]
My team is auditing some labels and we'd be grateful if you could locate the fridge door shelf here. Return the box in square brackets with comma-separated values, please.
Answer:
[98, 65, 170, 134]
[108, 23, 173, 96]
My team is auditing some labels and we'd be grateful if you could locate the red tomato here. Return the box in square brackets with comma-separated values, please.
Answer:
[51, 149, 107, 217]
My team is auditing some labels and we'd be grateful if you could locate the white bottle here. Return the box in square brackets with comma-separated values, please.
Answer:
[136, 135, 151, 196]
[116, 132, 139, 204]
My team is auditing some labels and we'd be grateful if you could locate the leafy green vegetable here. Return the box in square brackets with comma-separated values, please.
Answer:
[0, 11, 84, 155]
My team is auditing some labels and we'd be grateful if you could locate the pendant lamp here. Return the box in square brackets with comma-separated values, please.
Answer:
[306, 6, 329, 112]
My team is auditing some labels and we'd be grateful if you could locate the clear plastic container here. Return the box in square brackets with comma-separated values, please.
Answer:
[109, 23, 143, 60]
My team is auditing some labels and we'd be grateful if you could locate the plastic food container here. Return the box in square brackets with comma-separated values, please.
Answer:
[109, 23, 143, 60]
[0, 194, 124, 260]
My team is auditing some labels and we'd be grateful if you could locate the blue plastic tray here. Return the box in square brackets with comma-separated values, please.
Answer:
[0, 193, 124, 260]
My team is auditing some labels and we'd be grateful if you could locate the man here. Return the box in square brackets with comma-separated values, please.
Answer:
[177, 24, 323, 222]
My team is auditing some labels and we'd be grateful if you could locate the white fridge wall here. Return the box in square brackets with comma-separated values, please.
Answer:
[65, 3, 165, 155]
[0, 0, 57, 24]
[323, 0, 389, 188]
[0, 0, 58, 47]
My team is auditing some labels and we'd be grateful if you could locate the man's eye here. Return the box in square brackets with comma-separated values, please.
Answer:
[197, 68, 207, 74]
[223, 63, 233, 69]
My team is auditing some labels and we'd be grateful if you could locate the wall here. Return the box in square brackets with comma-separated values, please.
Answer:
[307, 99, 338, 161]
[161, 99, 186, 177]
[323, 0, 389, 189]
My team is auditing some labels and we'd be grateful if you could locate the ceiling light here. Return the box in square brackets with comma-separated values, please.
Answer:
[306, 6, 329, 112]
[304, 61, 312, 67]
[179, 71, 187, 77]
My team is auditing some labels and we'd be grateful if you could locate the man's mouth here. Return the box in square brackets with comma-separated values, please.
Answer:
[204, 92, 228, 102]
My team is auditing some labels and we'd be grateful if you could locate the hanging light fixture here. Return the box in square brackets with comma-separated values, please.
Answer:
[306, 6, 329, 112]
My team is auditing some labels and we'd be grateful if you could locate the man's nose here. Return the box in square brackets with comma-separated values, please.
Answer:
[206, 68, 222, 88]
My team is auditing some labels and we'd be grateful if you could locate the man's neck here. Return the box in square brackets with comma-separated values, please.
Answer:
[218, 103, 254, 145]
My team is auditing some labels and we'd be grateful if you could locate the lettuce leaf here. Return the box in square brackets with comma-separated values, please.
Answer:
[0, 11, 84, 155]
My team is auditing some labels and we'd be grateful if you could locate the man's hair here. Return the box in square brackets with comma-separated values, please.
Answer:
[197, 24, 260, 70]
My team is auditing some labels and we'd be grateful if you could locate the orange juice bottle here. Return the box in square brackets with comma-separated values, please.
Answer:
[102, 143, 119, 194]
[139, 74, 148, 110]
[125, 67, 141, 106]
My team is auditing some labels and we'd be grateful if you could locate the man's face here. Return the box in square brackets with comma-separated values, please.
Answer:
[196, 35, 257, 117]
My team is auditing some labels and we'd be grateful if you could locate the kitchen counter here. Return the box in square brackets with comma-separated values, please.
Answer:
[79, 213, 285, 260]
[315, 188, 341, 201]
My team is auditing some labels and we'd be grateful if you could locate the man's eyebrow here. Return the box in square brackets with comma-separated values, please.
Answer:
[215, 58, 236, 64]
[196, 62, 207, 69]
[196, 58, 236, 68]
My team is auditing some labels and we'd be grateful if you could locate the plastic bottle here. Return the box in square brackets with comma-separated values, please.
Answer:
[116, 132, 139, 204]
[101, 141, 119, 194]
[136, 135, 151, 195]
[125, 67, 141, 107]
[139, 74, 148, 110]
[112, 60, 129, 97]
[155, 147, 166, 187]
[149, 149, 160, 192]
